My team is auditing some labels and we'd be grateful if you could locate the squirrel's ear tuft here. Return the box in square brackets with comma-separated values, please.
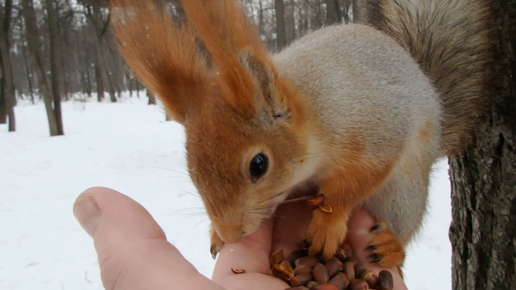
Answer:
[238, 49, 290, 122]
[110, 0, 209, 124]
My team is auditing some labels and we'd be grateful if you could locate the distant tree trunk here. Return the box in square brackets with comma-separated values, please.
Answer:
[136, 81, 141, 98]
[325, 0, 338, 25]
[275, 0, 286, 50]
[258, 0, 264, 37]
[448, 1, 516, 290]
[21, 28, 35, 104]
[21, 0, 60, 136]
[85, 70, 92, 98]
[147, 90, 156, 105]
[0, 0, 16, 131]
[351, 0, 366, 23]
[89, 6, 116, 103]
[0, 63, 6, 124]
[341, 0, 350, 23]
[46, 0, 65, 135]
[86, 6, 105, 102]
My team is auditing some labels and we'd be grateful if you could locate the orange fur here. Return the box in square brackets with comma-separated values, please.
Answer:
[417, 120, 435, 145]
[109, 0, 435, 271]
[179, 0, 271, 117]
[310, 155, 396, 260]
[368, 221, 405, 269]
[109, 0, 210, 123]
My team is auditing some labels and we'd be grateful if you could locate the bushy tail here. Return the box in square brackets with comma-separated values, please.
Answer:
[363, 0, 494, 155]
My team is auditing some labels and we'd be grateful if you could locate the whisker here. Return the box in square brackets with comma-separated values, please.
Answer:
[191, 216, 210, 229]
[292, 156, 325, 163]
[179, 190, 202, 199]
[288, 152, 322, 159]
[279, 195, 314, 204]
[163, 207, 207, 217]
[148, 166, 191, 177]
[155, 175, 191, 181]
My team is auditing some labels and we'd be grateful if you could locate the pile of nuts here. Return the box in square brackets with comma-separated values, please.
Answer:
[266, 242, 393, 290]
[230, 193, 394, 290]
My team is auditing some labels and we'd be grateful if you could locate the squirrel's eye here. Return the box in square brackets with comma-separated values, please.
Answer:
[249, 153, 268, 181]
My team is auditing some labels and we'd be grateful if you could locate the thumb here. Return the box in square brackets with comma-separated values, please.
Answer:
[73, 187, 223, 290]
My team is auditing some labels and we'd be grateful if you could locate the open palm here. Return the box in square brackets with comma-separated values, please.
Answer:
[73, 187, 405, 290]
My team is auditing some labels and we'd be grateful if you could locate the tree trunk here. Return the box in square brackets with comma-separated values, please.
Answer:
[21, 25, 35, 104]
[46, 0, 65, 135]
[325, 0, 338, 25]
[147, 90, 156, 105]
[449, 1, 516, 290]
[258, 0, 264, 37]
[275, 0, 286, 50]
[341, 0, 350, 23]
[93, 6, 116, 103]
[21, 0, 59, 136]
[0, 64, 6, 124]
[0, 0, 16, 131]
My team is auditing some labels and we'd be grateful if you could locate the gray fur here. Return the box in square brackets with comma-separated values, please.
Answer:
[271, 0, 491, 246]
[272, 24, 442, 244]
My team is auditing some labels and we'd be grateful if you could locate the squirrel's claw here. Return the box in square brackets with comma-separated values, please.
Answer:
[365, 220, 405, 269]
[210, 227, 224, 259]
[306, 206, 349, 261]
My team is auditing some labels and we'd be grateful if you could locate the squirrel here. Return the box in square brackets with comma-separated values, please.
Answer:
[109, 0, 493, 270]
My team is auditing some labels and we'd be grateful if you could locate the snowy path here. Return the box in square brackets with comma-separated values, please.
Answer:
[0, 96, 452, 290]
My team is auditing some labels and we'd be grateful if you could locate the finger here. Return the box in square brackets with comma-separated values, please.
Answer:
[74, 187, 224, 290]
[212, 217, 273, 283]
[346, 209, 408, 290]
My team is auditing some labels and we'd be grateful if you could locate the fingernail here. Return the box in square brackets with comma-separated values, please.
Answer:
[73, 196, 101, 238]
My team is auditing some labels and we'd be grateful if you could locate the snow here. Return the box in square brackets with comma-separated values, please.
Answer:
[0, 94, 452, 290]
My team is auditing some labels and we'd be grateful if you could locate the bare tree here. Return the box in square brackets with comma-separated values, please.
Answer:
[21, 0, 60, 136]
[0, 0, 16, 131]
[449, 1, 516, 289]
[275, 0, 286, 50]
[325, 0, 338, 25]
[46, 0, 64, 135]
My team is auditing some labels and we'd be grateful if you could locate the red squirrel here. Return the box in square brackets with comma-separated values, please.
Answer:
[109, 0, 493, 270]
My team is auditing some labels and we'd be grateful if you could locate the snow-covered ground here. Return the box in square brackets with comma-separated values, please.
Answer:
[0, 94, 452, 290]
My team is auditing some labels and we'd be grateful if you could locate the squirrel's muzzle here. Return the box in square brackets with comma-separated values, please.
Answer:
[216, 224, 244, 244]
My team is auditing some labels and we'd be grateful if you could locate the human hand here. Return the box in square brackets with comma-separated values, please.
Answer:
[73, 187, 407, 290]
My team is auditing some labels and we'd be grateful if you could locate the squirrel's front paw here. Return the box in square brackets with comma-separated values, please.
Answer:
[365, 221, 405, 270]
[210, 227, 224, 259]
[307, 208, 349, 261]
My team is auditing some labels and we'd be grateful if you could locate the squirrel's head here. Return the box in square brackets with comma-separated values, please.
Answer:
[111, 0, 318, 244]
[183, 50, 316, 243]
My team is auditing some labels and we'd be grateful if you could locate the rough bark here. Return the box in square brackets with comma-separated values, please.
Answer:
[0, 0, 16, 131]
[449, 1, 516, 290]
[46, 0, 65, 135]
[21, 0, 59, 136]
[275, 0, 286, 50]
